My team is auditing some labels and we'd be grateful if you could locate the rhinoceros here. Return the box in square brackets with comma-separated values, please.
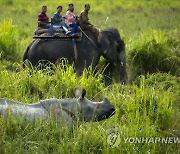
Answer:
[0, 89, 115, 129]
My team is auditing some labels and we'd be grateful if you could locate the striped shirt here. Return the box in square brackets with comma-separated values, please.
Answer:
[38, 12, 49, 27]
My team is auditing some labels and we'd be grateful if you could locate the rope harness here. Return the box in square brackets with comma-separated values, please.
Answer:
[72, 38, 78, 63]
[71, 27, 102, 63]
[79, 27, 101, 51]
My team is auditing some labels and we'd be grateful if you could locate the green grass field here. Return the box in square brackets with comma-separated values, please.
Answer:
[0, 0, 180, 153]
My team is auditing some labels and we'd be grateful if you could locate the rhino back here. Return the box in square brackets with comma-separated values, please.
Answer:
[0, 99, 48, 122]
[0, 99, 10, 116]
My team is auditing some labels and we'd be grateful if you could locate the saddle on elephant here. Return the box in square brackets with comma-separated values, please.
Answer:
[34, 27, 82, 41]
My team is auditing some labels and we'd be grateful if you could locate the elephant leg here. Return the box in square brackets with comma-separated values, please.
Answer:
[75, 65, 85, 76]
[75, 60, 93, 76]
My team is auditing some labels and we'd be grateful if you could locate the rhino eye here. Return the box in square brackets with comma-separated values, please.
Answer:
[96, 105, 100, 109]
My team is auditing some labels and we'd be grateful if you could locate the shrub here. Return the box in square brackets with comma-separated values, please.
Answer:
[0, 20, 19, 61]
[134, 73, 180, 91]
[0, 60, 105, 102]
[133, 74, 179, 131]
[0, 0, 13, 5]
[0, 117, 6, 154]
[128, 30, 180, 76]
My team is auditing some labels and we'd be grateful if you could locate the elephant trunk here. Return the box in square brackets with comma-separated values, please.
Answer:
[117, 40, 127, 84]
[116, 61, 127, 84]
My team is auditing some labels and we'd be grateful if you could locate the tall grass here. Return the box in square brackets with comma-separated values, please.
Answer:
[0, 60, 105, 102]
[0, 0, 13, 5]
[128, 30, 179, 79]
[0, 60, 179, 153]
[0, 20, 19, 61]
[0, 0, 179, 153]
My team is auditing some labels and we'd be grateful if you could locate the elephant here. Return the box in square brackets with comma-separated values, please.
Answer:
[0, 89, 115, 130]
[23, 28, 127, 83]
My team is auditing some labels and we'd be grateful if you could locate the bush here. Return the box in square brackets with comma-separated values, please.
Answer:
[0, 20, 19, 61]
[0, 0, 13, 5]
[134, 73, 180, 105]
[0, 60, 105, 102]
[134, 73, 180, 91]
[0, 117, 6, 154]
[128, 30, 180, 76]
[133, 73, 179, 131]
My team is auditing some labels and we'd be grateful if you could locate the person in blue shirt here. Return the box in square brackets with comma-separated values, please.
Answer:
[52, 6, 71, 35]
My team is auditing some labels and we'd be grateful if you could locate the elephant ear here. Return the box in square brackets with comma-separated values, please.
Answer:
[98, 31, 111, 54]
[99, 30, 118, 62]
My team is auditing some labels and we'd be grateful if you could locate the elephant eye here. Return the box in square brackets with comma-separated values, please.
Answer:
[117, 40, 120, 44]
[108, 34, 112, 43]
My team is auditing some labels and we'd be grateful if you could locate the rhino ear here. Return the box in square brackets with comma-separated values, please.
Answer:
[74, 88, 86, 99]
[74, 88, 81, 98]
[82, 89, 86, 99]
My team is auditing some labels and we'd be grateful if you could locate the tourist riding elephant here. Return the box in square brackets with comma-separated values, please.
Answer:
[0, 89, 115, 130]
[23, 28, 127, 83]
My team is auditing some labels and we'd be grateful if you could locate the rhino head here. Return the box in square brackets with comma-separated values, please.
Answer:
[40, 89, 115, 123]
[75, 89, 115, 122]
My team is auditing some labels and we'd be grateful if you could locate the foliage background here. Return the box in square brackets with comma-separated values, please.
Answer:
[0, 0, 179, 153]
